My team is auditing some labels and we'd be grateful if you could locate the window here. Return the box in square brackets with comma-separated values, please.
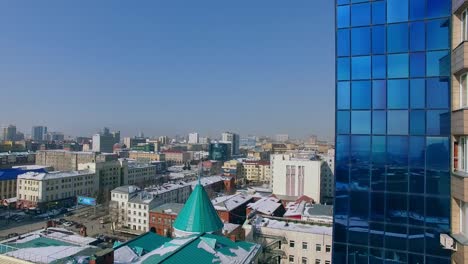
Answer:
[289, 240, 295, 248]
[458, 137, 468, 173]
[302, 242, 308, 250]
[315, 260, 320, 264]
[289, 255, 294, 263]
[316, 244, 321, 251]
[302, 257, 308, 264]
[460, 74, 468, 108]
[461, 201, 468, 236]
[325, 261, 331, 264]
[463, 9, 468, 42]
[326, 245, 331, 253]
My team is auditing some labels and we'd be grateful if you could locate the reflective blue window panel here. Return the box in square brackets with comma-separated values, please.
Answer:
[372, 80, 386, 109]
[410, 79, 425, 109]
[372, 55, 386, 79]
[351, 56, 371, 80]
[351, 111, 371, 134]
[351, 27, 371, 55]
[410, 22, 426, 52]
[351, 3, 370, 27]
[427, 77, 449, 109]
[427, 19, 450, 51]
[337, 58, 350, 81]
[337, 29, 350, 57]
[410, 0, 425, 20]
[388, 54, 409, 78]
[337, 82, 350, 110]
[426, 50, 450, 77]
[372, 26, 386, 54]
[410, 53, 426, 78]
[372, 2, 385, 25]
[387, 23, 409, 53]
[352, 81, 371, 109]
[388, 80, 409, 109]
[337, 5, 350, 28]
[387, 0, 409, 23]
[387, 110, 409, 135]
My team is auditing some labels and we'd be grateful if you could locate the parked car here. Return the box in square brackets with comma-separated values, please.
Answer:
[7, 233, 18, 238]
[63, 222, 73, 227]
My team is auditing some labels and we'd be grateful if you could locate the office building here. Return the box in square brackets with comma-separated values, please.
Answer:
[0, 152, 36, 169]
[128, 151, 165, 163]
[31, 126, 47, 141]
[208, 142, 231, 162]
[2, 125, 16, 142]
[188, 132, 199, 144]
[17, 169, 97, 209]
[35, 150, 117, 171]
[123, 136, 146, 149]
[92, 127, 120, 153]
[222, 132, 240, 155]
[158, 136, 169, 145]
[161, 150, 190, 165]
[334, 1, 452, 262]
[271, 154, 322, 203]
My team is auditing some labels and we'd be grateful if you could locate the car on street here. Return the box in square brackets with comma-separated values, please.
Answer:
[63, 222, 73, 227]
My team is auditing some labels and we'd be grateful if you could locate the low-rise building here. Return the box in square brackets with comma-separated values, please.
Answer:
[128, 151, 165, 163]
[149, 203, 184, 237]
[35, 150, 118, 171]
[244, 215, 332, 264]
[161, 150, 190, 165]
[212, 193, 253, 225]
[78, 160, 126, 201]
[246, 196, 285, 217]
[17, 169, 97, 209]
[242, 160, 271, 184]
[110, 182, 192, 233]
[0, 167, 49, 200]
[202, 160, 223, 175]
[188, 175, 235, 198]
[0, 152, 36, 169]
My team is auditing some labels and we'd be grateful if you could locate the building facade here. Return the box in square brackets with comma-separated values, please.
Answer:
[221, 132, 240, 156]
[334, 0, 452, 262]
[17, 170, 97, 209]
[241, 160, 271, 184]
[92, 128, 120, 153]
[188, 132, 199, 144]
[208, 143, 231, 162]
[161, 150, 190, 165]
[0, 152, 35, 169]
[271, 154, 322, 203]
[35, 150, 118, 171]
[31, 126, 47, 142]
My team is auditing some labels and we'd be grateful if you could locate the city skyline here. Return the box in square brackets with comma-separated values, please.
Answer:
[0, 0, 334, 139]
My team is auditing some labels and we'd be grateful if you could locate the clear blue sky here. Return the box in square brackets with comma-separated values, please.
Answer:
[0, 0, 334, 140]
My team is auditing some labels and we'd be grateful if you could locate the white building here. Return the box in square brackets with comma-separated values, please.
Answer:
[275, 134, 289, 142]
[110, 182, 192, 232]
[271, 154, 322, 203]
[17, 170, 97, 209]
[244, 215, 332, 264]
[188, 133, 199, 144]
[221, 132, 240, 155]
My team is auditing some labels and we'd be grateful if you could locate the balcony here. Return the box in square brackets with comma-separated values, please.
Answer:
[454, 0, 468, 14]
[452, 171, 468, 202]
[453, 42, 468, 75]
[452, 108, 468, 135]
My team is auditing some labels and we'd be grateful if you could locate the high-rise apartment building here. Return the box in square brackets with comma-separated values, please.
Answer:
[188, 132, 199, 144]
[334, 1, 452, 263]
[31, 126, 47, 141]
[221, 132, 240, 155]
[2, 125, 17, 141]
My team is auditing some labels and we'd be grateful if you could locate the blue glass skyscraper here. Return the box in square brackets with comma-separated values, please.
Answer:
[334, 0, 452, 263]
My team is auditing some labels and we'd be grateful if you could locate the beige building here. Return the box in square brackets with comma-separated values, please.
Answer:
[35, 150, 118, 171]
[162, 150, 190, 165]
[126, 162, 158, 186]
[128, 151, 165, 163]
[241, 160, 271, 183]
[244, 215, 332, 264]
[452, 2, 468, 262]
[17, 170, 97, 209]
[78, 160, 126, 201]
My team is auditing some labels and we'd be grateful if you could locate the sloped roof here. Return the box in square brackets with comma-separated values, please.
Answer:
[173, 184, 223, 234]
[113, 233, 261, 264]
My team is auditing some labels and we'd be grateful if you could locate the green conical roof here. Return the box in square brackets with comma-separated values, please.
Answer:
[173, 183, 223, 234]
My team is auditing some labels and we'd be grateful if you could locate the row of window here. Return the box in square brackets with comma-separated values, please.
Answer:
[289, 240, 331, 252]
[288, 255, 330, 264]
[337, 110, 448, 136]
[337, 0, 450, 26]
[337, 51, 449, 81]
[337, 21, 449, 57]
[338, 78, 448, 110]
[128, 210, 147, 217]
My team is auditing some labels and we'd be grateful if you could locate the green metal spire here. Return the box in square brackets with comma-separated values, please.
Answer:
[173, 183, 223, 234]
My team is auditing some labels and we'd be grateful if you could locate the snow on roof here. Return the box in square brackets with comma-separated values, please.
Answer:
[129, 182, 190, 204]
[247, 197, 282, 215]
[303, 204, 333, 218]
[127, 162, 157, 169]
[284, 201, 308, 217]
[11, 165, 50, 170]
[222, 223, 240, 234]
[112, 185, 141, 194]
[252, 216, 332, 236]
[6, 245, 89, 263]
[17, 170, 94, 181]
[188, 176, 229, 188]
[212, 194, 252, 211]
[114, 246, 138, 264]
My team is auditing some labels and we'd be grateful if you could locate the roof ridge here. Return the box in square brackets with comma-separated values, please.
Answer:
[156, 234, 201, 263]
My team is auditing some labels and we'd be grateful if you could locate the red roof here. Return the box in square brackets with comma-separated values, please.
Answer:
[244, 160, 270, 166]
